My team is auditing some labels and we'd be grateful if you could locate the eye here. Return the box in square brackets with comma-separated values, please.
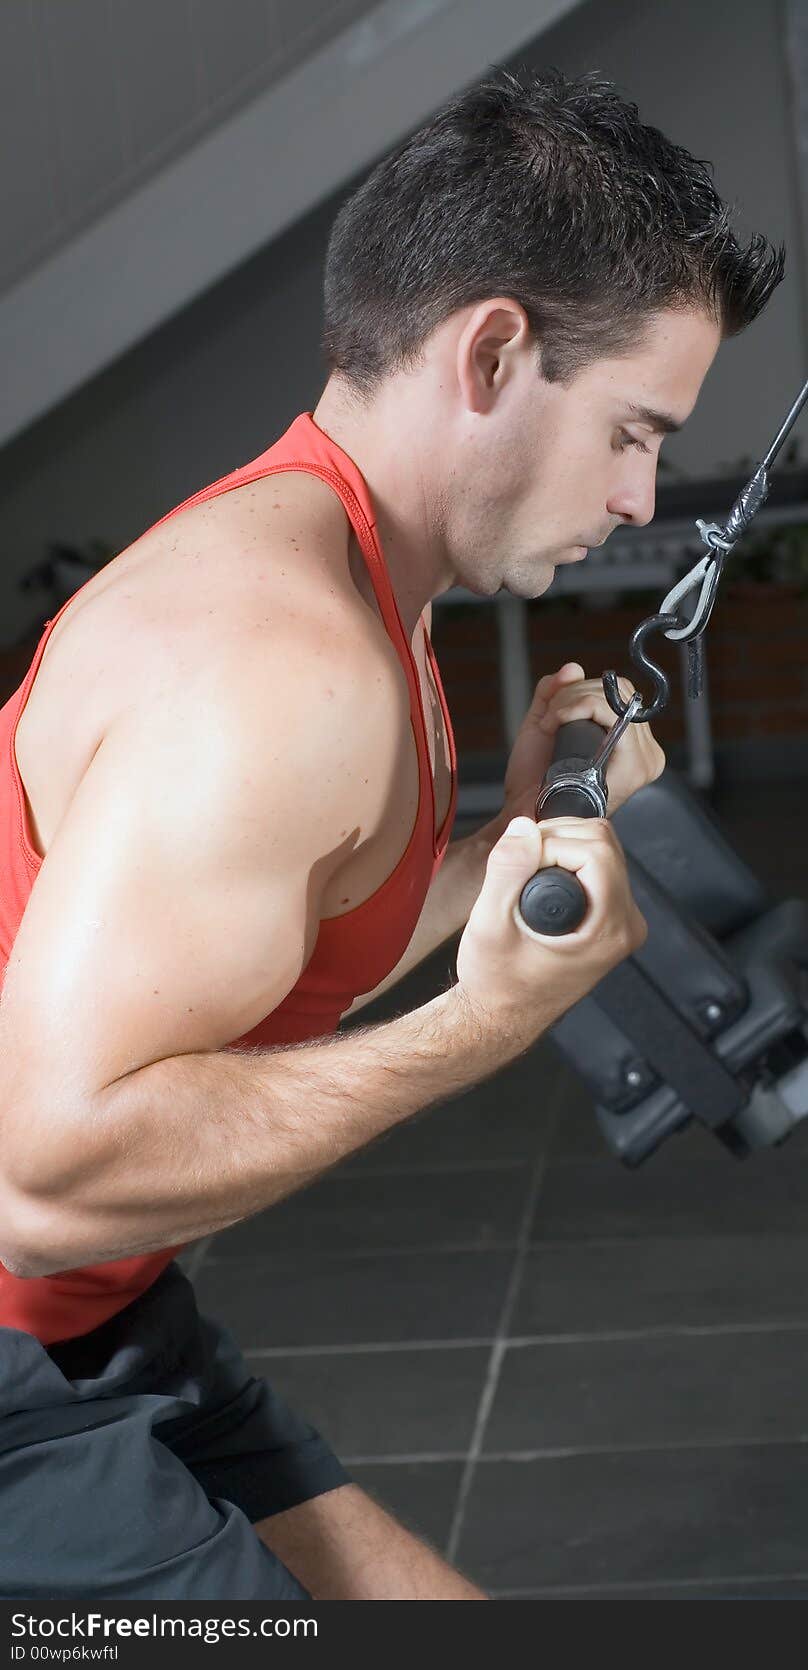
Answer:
[616, 431, 651, 454]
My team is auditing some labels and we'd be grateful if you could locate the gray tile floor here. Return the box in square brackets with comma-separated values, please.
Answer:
[191, 774, 808, 1599]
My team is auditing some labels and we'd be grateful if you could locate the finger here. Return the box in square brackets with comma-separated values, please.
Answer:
[535, 816, 597, 829]
[539, 677, 638, 733]
[539, 697, 664, 787]
[536, 816, 614, 840]
[504, 815, 608, 839]
[535, 663, 586, 702]
[555, 674, 635, 711]
[535, 827, 615, 874]
[513, 814, 612, 829]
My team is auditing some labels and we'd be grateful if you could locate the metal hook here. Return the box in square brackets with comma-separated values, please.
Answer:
[603, 612, 681, 723]
[600, 375, 808, 733]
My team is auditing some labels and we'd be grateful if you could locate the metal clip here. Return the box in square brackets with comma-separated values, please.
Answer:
[536, 691, 645, 820]
[588, 690, 644, 775]
[603, 614, 681, 722]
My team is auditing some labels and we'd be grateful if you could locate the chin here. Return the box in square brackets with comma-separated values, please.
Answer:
[529, 562, 557, 599]
[463, 574, 500, 599]
[503, 570, 554, 602]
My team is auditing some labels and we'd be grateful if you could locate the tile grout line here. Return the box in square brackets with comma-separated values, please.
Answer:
[203, 1237, 524, 1266]
[503, 1318, 808, 1344]
[325, 1425, 808, 1470]
[341, 1433, 808, 1465]
[490, 1570, 808, 1598]
[346, 1450, 468, 1465]
[201, 1229, 808, 1265]
[205, 1221, 808, 1263]
[445, 1078, 567, 1566]
[479, 1433, 808, 1458]
[241, 1316, 808, 1358]
[245, 1337, 494, 1358]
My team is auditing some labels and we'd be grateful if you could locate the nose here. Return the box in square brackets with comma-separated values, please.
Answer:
[607, 460, 657, 529]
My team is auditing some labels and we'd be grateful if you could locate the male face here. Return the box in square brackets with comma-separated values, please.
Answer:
[445, 306, 722, 599]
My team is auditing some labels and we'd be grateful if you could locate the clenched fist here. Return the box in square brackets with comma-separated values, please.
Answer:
[490, 662, 665, 837]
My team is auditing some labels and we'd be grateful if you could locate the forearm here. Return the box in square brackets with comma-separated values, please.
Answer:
[344, 784, 624, 1021]
[14, 975, 548, 1277]
[344, 823, 501, 1016]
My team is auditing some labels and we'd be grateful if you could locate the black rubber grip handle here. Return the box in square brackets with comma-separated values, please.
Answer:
[517, 719, 604, 936]
[543, 719, 606, 763]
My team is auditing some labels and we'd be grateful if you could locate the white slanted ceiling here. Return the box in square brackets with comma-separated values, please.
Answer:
[0, 0, 582, 450]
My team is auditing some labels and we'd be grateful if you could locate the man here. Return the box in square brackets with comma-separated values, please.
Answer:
[0, 68, 782, 1599]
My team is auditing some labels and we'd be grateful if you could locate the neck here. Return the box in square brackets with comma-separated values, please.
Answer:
[312, 378, 455, 641]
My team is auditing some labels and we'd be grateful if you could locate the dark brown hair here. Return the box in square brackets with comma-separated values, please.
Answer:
[322, 67, 784, 394]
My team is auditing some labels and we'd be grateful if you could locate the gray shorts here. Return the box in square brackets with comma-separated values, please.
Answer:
[0, 1262, 350, 1601]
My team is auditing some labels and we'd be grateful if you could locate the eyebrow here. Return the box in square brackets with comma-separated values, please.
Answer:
[624, 402, 683, 435]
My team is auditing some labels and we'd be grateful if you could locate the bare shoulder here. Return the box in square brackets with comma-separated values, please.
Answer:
[220, 606, 400, 776]
[165, 466, 410, 850]
[0, 599, 404, 1152]
[150, 465, 362, 617]
[134, 465, 392, 659]
[128, 564, 407, 857]
[0, 475, 408, 1170]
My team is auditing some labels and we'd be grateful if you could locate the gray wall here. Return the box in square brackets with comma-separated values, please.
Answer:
[0, 0, 805, 647]
[0, 188, 337, 647]
[524, 0, 807, 481]
[0, 188, 335, 640]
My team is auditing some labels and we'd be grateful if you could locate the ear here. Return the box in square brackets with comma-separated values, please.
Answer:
[455, 298, 532, 414]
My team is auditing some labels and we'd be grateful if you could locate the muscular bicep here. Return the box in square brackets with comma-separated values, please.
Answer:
[0, 649, 382, 1187]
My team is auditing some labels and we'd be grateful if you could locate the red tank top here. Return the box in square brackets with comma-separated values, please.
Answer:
[0, 413, 458, 1344]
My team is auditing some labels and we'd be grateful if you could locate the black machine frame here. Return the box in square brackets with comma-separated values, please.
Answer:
[550, 766, 808, 1165]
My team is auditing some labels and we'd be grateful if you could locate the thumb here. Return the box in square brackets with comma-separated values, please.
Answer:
[487, 816, 542, 874]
